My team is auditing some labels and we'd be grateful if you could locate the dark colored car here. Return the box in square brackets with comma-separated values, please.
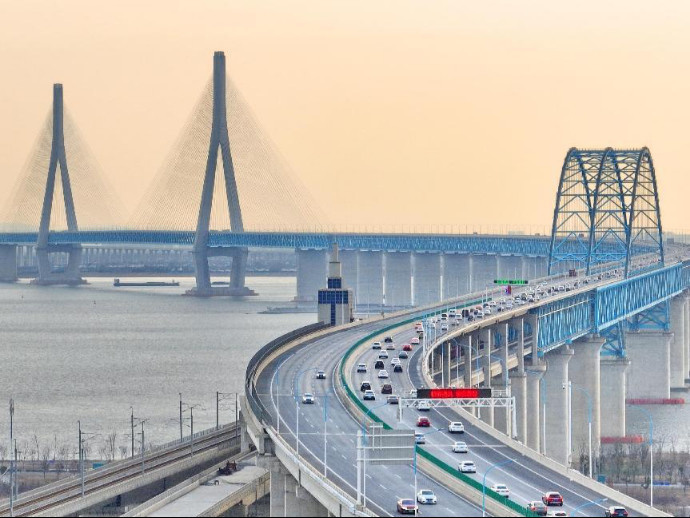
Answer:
[375, 360, 385, 369]
[527, 501, 548, 516]
[542, 492, 563, 506]
[360, 381, 371, 392]
[387, 395, 399, 405]
[416, 416, 431, 427]
[605, 507, 628, 517]
[402, 343, 412, 351]
[394, 364, 403, 373]
[384, 336, 394, 343]
[381, 383, 393, 394]
[398, 351, 409, 359]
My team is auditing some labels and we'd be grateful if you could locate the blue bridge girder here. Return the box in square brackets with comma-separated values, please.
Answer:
[0, 230, 552, 255]
[534, 261, 690, 357]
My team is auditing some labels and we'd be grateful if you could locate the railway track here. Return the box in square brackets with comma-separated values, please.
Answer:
[0, 424, 240, 517]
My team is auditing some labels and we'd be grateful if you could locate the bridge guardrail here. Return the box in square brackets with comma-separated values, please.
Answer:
[245, 322, 328, 429]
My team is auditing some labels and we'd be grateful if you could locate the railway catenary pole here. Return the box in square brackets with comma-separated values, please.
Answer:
[9, 399, 14, 517]
[179, 393, 183, 442]
[130, 407, 135, 459]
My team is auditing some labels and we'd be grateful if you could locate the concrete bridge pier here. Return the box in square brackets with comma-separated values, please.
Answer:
[471, 254, 497, 293]
[626, 331, 672, 399]
[443, 253, 471, 298]
[265, 458, 327, 517]
[413, 253, 441, 306]
[497, 255, 523, 281]
[358, 251, 383, 308]
[525, 364, 546, 452]
[0, 244, 17, 282]
[684, 293, 690, 381]
[384, 251, 411, 308]
[339, 250, 359, 306]
[295, 249, 328, 303]
[479, 328, 494, 427]
[33, 244, 84, 285]
[568, 335, 604, 464]
[600, 357, 630, 439]
[543, 346, 574, 465]
[670, 296, 687, 389]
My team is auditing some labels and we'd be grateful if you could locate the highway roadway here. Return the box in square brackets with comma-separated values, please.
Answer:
[256, 316, 486, 516]
[352, 324, 639, 516]
[255, 264, 668, 517]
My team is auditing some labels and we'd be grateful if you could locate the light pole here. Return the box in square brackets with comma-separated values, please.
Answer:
[629, 405, 654, 507]
[360, 402, 388, 509]
[216, 391, 237, 429]
[482, 459, 515, 517]
[322, 392, 330, 477]
[569, 382, 594, 478]
[293, 367, 317, 460]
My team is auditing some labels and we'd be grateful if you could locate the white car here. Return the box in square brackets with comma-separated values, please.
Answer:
[356, 363, 367, 373]
[440, 324, 449, 331]
[372, 341, 382, 349]
[386, 343, 395, 350]
[417, 400, 431, 411]
[410, 337, 420, 345]
[378, 351, 389, 359]
[459, 460, 476, 473]
[391, 358, 401, 366]
[416, 489, 437, 505]
[448, 421, 465, 433]
[378, 370, 389, 379]
[491, 483, 510, 498]
[452, 441, 468, 453]
[302, 393, 315, 404]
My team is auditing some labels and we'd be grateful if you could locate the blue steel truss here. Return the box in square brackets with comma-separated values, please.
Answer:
[0, 230, 552, 256]
[548, 148, 664, 277]
[532, 262, 684, 358]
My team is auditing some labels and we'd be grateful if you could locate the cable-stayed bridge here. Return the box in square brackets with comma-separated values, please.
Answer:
[0, 50, 688, 517]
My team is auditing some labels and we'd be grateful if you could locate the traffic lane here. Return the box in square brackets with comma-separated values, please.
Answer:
[260, 322, 484, 517]
[404, 346, 639, 517]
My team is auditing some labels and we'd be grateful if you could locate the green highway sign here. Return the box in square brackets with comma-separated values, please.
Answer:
[493, 279, 528, 285]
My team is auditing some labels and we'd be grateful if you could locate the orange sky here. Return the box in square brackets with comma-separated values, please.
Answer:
[1, 0, 689, 233]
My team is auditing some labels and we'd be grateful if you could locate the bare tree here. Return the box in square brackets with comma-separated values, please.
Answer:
[41, 446, 51, 480]
[106, 432, 118, 462]
[118, 445, 128, 460]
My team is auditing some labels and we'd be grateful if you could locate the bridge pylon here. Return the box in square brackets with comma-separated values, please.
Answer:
[31, 84, 84, 286]
[185, 51, 255, 296]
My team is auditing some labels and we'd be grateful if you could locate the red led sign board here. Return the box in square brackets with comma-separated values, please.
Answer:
[416, 388, 492, 399]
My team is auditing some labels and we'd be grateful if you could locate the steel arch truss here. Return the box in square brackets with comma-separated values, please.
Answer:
[548, 148, 664, 277]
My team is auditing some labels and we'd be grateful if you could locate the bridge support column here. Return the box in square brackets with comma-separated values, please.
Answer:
[384, 251, 411, 308]
[294, 249, 328, 303]
[525, 364, 546, 452]
[670, 297, 687, 388]
[0, 245, 17, 282]
[442, 253, 471, 299]
[568, 335, 603, 468]
[471, 254, 497, 293]
[412, 253, 441, 306]
[543, 346, 574, 465]
[265, 458, 327, 517]
[600, 357, 630, 439]
[497, 255, 522, 281]
[442, 341, 451, 387]
[626, 331, 671, 399]
[463, 335, 475, 388]
[358, 251, 383, 309]
[510, 372, 527, 444]
[684, 294, 690, 380]
[340, 250, 359, 308]
[479, 328, 494, 427]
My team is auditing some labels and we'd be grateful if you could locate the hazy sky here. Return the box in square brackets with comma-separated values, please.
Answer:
[1, 1, 689, 232]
